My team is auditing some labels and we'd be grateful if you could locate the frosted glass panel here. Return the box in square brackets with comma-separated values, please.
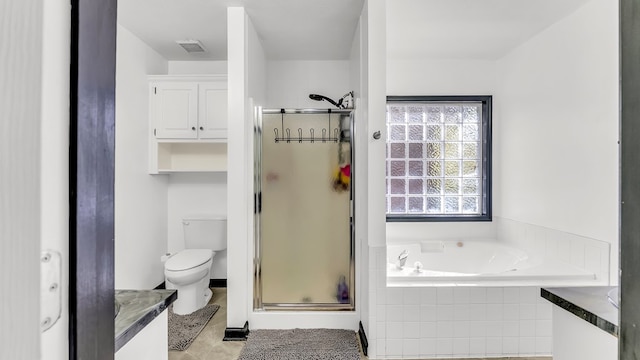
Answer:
[445, 125, 460, 141]
[408, 197, 424, 212]
[390, 125, 406, 140]
[386, 101, 485, 216]
[390, 179, 406, 194]
[463, 105, 480, 122]
[390, 161, 406, 177]
[390, 143, 405, 158]
[408, 143, 423, 158]
[408, 179, 424, 194]
[444, 106, 462, 123]
[408, 161, 423, 176]
[427, 161, 442, 176]
[407, 106, 424, 122]
[427, 125, 442, 141]
[259, 113, 351, 306]
[408, 125, 424, 140]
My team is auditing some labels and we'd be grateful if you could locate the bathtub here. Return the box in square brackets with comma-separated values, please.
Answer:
[387, 239, 598, 286]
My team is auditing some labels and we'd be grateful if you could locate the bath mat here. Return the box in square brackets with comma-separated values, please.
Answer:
[238, 328, 360, 360]
[168, 304, 220, 351]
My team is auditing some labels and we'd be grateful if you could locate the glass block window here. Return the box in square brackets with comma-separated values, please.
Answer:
[386, 96, 492, 221]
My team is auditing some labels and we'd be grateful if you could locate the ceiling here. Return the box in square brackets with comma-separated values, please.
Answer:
[387, 0, 592, 60]
[117, 0, 365, 61]
[119, 0, 592, 62]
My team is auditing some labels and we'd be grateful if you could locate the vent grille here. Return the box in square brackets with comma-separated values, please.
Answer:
[176, 40, 206, 53]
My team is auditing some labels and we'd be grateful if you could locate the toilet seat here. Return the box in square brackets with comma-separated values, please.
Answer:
[165, 249, 212, 271]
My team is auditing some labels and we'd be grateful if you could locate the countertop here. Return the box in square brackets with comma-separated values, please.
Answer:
[541, 286, 618, 337]
[115, 289, 178, 351]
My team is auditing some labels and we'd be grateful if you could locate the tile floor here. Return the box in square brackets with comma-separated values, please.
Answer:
[168, 287, 552, 360]
[168, 288, 244, 360]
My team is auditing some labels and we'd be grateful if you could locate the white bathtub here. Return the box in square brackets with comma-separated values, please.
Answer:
[387, 240, 598, 286]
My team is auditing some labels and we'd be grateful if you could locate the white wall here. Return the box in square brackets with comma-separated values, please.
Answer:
[115, 25, 170, 289]
[266, 61, 350, 108]
[350, 4, 371, 343]
[367, 0, 387, 249]
[168, 60, 227, 75]
[227, 6, 267, 328]
[494, 0, 619, 282]
[167, 173, 228, 278]
[40, 0, 70, 358]
[164, 60, 230, 280]
[1, 1, 43, 359]
[387, 59, 497, 96]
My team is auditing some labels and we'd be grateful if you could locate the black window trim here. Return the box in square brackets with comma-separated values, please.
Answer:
[385, 95, 492, 222]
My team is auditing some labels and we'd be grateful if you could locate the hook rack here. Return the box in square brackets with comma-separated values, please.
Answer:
[273, 109, 341, 144]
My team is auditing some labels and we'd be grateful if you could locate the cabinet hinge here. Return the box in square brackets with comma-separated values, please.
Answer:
[154, 87, 157, 94]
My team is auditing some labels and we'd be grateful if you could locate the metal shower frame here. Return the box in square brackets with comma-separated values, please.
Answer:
[253, 107, 356, 311]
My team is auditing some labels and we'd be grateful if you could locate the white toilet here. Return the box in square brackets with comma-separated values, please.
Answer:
[163, 215, 226, 315]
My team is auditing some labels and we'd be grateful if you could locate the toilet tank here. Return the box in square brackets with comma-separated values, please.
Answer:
[182, 215, 227, 251]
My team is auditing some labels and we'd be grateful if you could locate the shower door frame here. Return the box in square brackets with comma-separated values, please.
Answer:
[253, 107, 356, 311]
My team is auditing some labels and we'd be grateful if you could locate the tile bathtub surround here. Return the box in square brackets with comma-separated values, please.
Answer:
[115, 289, 178, 351]
[495, 217, 610, 283]
[367, 247, 553, 359]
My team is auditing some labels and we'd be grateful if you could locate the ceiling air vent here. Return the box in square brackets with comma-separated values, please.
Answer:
[176, 40, 206, 53]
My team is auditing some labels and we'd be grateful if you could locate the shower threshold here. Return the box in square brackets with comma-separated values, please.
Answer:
[259, 303, 355, 311]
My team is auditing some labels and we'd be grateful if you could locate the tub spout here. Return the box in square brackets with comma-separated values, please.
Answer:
[396, 250, 409, 269]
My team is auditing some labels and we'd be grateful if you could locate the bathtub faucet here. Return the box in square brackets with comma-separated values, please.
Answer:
[396, 250, 409, 270]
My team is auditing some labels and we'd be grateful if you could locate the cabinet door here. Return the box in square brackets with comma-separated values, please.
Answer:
[151, 82, 198, 139]
[198, 82, 228, 139]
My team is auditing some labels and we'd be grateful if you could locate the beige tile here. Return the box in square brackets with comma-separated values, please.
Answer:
[168, 349, 199, 360]
[169, 287, 244, 360]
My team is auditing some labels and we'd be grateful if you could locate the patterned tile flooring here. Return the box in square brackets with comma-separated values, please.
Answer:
[167, 287, 551, 360]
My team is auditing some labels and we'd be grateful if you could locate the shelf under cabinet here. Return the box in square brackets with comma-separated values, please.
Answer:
[152, 142, 227, 173]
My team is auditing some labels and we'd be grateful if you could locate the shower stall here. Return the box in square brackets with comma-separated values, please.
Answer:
[254, 108, 355, 311]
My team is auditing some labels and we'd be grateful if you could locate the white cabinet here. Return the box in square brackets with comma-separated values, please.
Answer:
[198, 82, 228, 139]
[148, 75, 228, 174]
[552, 306, 617, 360]
[150, 75, 227, 140]
[151, 82, 198, 139]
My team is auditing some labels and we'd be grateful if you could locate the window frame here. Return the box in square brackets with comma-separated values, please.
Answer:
[385, 95, 492, 222]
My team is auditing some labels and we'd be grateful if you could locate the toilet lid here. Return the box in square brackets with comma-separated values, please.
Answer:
[165, 249, 212, 271]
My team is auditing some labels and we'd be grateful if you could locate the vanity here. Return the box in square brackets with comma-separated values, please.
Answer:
[114, 289, 177, 360]
[542, 287, 618, 360]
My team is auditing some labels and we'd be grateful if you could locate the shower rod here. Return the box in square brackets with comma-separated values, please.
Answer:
[262, 108, 353, 115]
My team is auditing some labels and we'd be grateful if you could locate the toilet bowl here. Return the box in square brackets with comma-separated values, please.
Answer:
[163, 215, 227, 315]
[164, 249, 214, 315]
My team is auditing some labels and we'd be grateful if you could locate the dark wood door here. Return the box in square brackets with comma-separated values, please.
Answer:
[69, 0, 117, 358]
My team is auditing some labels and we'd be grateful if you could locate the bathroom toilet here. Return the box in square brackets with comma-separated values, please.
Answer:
[164, 215, 226, 315]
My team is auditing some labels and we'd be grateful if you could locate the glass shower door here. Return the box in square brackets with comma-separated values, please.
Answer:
[255, 110, 354, 310]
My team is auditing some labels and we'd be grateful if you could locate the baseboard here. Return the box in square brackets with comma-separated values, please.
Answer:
[223, 321, 249, 341]
[358, 321, 368, 356]
[209, 279, 227, 288]
[154, 279, 226, 290]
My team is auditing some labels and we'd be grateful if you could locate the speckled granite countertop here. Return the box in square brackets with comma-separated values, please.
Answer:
[115, 289, 177, 351]
[542, 286, 618, 337]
